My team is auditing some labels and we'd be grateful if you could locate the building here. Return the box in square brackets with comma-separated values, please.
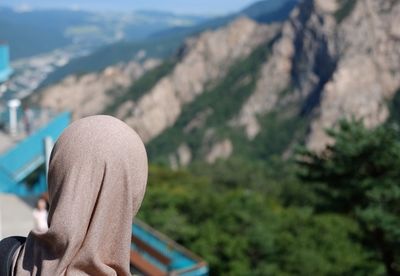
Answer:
[0, 42, 13, 85]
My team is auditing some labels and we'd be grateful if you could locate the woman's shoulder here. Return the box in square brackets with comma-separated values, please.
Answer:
[0, 236, 26, 276]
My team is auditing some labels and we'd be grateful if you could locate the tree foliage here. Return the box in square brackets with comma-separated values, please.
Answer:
[139, 157, 375, 275]
[138, 116, 400, 275]
[299, 120, 400, 275]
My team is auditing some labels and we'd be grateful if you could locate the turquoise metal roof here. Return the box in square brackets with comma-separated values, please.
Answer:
[0, 112, 71, 195]
[0, 44, 12, 83]
[0, 67, 13, 83]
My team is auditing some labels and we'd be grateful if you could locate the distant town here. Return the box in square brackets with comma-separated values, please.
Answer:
[0, 8, 206, 101]
[4, 45, 92, 100]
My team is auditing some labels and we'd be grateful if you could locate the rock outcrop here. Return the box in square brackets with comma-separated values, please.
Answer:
[307, 0, 400, 150]
[120, 17, 280, 142]
[235, 0, 339, 139]
[205, 139, 233, 164]
[234, 18, 296, 138]
[236, 0, 400, 151]
[169, 143, 192, 169]
[32, 59, 160, 120]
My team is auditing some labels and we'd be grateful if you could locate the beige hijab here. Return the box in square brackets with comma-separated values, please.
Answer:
[13, 115, 148, 276]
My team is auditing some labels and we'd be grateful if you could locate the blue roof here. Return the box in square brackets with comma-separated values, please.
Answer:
[0, 67, 12, 83]
[0, 112, 71, 195]
[0, 44, 12, 83]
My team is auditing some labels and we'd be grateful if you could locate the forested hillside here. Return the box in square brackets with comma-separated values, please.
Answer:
[139, 119, 400, 275]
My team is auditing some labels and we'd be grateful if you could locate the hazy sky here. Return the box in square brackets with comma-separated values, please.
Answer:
[2, 0, 260, 15]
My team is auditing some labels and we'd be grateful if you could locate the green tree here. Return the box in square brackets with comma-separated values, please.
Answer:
[258, 209, 372, 276]
[139, 163, 373, 275]
[299, 120, 400, 275]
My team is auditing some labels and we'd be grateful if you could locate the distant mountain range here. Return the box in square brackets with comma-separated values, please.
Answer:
[0, 7, 89, 59]
[150, 0, 298, 40]
[0, 7, 206, 60]
[40, 0, 298, 87]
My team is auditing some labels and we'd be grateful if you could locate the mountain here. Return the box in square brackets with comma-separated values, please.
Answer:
[40, 0, 298, 86]
[0, 7, 89, 59]
[29, 59, 160, 118]
[36, 17, 279, 122]
[150, 0, 298, 40]
[110, 10, 207, 41]
[32, 0, 400, 166]
[239, 0, 300, 22]
[0, 7, 206, 60]
[39, 35, 182, 87]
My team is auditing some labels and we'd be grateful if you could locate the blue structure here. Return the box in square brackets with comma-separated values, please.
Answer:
[0, 112, 71, 195]
[0, 43, 13, 83]
[132, 220, 208, 276]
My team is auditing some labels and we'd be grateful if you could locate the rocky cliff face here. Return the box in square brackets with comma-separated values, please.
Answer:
[234, 0, 340, 141]
[32, 59, 160, 120]
[236, 0, 400, 151]
[307, 0, 400, 150]
[118, 17, 280, 143]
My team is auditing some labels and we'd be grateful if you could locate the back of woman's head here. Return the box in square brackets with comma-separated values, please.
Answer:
[13, 115, 148, 276]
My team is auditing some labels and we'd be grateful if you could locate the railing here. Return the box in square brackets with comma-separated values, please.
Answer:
[131, 219, 208, 276]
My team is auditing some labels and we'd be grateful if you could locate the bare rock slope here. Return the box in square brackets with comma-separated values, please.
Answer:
[32, 59, 160, 120]
[235, 0, 400, 151]
[308, 0, 400, 150]
[119, 17, 280, 142]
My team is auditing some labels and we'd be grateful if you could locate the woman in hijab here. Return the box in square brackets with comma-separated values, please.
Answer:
[12, 115, 148, 276]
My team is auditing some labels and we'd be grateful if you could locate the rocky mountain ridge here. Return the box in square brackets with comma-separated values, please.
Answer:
[33, 59, 160, 119]
[234, 0, 400, 151]
[308, 0, 400, 150]
[118, 17, 279, 143]
[33, 0, 400, 164]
